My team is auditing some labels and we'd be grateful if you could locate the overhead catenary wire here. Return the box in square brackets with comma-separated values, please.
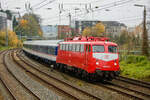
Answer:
[32, 0, 49, 8]
[43, 15, 148, 24]
[34, 0, 57, 10]
[42, 0, 138, 24]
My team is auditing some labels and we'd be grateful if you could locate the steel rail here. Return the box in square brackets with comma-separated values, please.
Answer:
[116, 76, 150, 89]
[96, 83, 143, 100]
[19, 50, 146, 100]
[106, 81, 150, 98]
[15, 50, 102, 100]
[0, 50, 16, 100]
[4, 50, 40, 100]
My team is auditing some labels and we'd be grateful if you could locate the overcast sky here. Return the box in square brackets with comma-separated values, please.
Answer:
[1, 0, 149, 27]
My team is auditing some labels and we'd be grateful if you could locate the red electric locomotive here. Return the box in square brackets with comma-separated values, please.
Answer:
[56, 36, 120, 81]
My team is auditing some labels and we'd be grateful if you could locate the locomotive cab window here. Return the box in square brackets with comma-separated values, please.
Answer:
[92, 45, 104, 52]
[108, 46, 117, 53]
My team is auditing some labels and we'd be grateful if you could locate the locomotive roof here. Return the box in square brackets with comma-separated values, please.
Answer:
[23, 40, 63, 46]
[60, 41, 117, 46]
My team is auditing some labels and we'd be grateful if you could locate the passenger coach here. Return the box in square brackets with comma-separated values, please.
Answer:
[23, 40, 61, 62]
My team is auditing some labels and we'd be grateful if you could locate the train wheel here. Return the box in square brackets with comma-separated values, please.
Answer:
[59, 64, 65, 72]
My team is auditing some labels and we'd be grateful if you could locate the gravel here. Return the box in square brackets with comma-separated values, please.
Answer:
[6, 52, 63, 100]
[21, 52, 131, 100]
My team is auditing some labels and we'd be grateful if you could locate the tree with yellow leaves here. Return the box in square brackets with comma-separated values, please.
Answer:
[20, 19, 28, 27]
[0, 31, 6, 45]
[15, 13, 43, 37]
[82, 22, 105, 37]
[0, 30, 22, 47]
[82, 27, 92, 36]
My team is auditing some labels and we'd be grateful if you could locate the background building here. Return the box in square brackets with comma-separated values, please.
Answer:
[0, 12, 7, 30]
[57, 25, 71, 39]
[73, 20, 127, 36]
[0, 11, 13, 31]
[147, 21, 150, 40]
[41, 25, 58, 39]
[103, 21, 127, 36]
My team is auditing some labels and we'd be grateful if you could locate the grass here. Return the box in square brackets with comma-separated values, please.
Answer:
[120, 55, 150, 81]
[0, 46, 14, 51]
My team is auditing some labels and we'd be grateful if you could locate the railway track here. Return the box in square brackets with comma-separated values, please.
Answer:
[0, 50, 16, 100]
[21, 49, 150, 100]
[96, 81, 150, 100]
[116, 76, 150, 89]
[19, 49, 150, 100]
[2, 50, 40, 100]
[13, 50, 102, 100]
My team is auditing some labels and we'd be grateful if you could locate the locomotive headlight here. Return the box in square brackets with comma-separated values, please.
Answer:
[114, 62, 117, 66]
[96, 62, 99, 65]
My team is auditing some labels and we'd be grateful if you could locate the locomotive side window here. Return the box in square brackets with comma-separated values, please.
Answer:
[72, 44, 76, 51]
[108, 46, 117, 53]
[66, 44, 69, 51]
[63, 44, 66, 50]
[61, 44, 64, 50]
[93, 45, 104, 52]
[80, 44, 84, 52]
[68, 44, 70, 51]
[76, 44, 80, 52]
[62, 44, 64, 50]
[69, 44, 72, 51]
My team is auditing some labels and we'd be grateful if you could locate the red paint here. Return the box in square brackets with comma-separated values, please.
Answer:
[56, 36, 120, 73]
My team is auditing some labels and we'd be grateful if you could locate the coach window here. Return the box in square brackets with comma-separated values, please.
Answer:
[46, 46, 49, 54]
[32, 45, 34, 50]
[48, 46, 50, 54]
[80, 44, 84, 52]
[51, 46, 54, 55]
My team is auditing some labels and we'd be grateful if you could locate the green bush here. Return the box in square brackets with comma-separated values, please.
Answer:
[120, 55, 150, 80]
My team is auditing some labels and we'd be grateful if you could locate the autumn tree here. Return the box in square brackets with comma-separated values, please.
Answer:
[82, 22, 105, 37]
[0, 30, 22, 47]
[15, 13, 43, 37]
[0, 31, 6, 45]
[82, 27, 92, 36]
[92, 22, 105, 37]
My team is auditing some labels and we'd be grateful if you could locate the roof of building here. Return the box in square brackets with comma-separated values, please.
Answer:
[75, 20, 126, 27]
